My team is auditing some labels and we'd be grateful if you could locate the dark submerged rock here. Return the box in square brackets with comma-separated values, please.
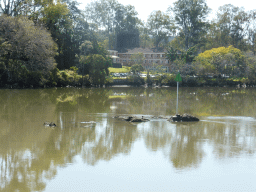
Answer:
[44, 122, 57, 127]
[114, 115, 150, 122]
[130, 116, 150, 122]
[168, 114, 199, 122]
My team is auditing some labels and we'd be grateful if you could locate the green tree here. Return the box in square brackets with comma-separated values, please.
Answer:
[181, 46, 196, 63]
[77, 39, 112, 86]
[245, 51, 256, 80]
[171, 0, 210, 50]
[130, 52, 145, 65]
[0, 0, 27, 16]
[139, 25, 154, 48]
[40, 1, 72, 69]
[25, 0, 94, 70]
[147, 10, 176, 50]
[130, 64, 144, 74]
[216, 4, 249, 50]
[166, 46, 195, 64]
[0, 15, 57, 85]
[247, 10, 256, 54]
[84, 0, 119, 49]
[79, 54, 111, 86]
[84, 0, 141, 50]
[193, 46, 246, 77]
[166, 47, 179, 62]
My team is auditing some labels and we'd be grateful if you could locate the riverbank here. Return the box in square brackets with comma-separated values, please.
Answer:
[106, 76, 255, 88]
[1, 79, 254, 89]
[1, 70, 256, 89]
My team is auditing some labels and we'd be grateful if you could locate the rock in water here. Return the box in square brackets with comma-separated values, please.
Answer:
[130, 117, 150, 122]
[168, 114, 199, 122]
[114, 116, 150, 122]
[44, 122, 57, 127]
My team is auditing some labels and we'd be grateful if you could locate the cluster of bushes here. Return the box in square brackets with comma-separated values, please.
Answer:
[0, 66, 85, 88]
[109, 73, 253, 87]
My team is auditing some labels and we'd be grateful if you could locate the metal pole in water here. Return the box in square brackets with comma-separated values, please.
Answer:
[176, 81, 179, 115]
[175, 72, 182, 115]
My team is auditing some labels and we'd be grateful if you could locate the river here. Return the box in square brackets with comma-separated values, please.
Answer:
[1, 87, 256, 191]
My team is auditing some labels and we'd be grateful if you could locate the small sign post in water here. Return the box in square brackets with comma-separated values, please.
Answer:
[169, 72, 199, 122]
[175, 72, 182, 115]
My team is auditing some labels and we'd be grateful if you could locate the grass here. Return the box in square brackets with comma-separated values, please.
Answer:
[108, 95, 128, 99]
[109, 66, 131, 73]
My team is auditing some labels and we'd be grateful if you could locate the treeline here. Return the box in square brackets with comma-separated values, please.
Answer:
[0, 0, 256, 88]
[84, 0, 256, 53]
[0, 0, 111, 88]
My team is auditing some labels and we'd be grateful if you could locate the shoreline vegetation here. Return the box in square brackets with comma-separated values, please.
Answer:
[1, 69, 253, 89]
[1, 1, 256, 89]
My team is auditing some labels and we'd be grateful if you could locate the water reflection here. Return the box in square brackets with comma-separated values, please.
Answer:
[169, 122, 205, 169]
[1, 87, 256, 191]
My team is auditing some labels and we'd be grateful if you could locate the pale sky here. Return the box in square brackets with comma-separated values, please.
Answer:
[79, 0, 255, 22]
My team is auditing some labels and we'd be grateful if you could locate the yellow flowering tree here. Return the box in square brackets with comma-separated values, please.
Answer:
[193, 46, 246, 77]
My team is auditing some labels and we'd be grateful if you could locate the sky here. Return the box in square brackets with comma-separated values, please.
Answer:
[79, 0, 255, 22]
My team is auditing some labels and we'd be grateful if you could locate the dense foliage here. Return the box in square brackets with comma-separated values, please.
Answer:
[193, 46, 246, 77]
[0, 15, 57, 87]
[1, 0, 256, 87]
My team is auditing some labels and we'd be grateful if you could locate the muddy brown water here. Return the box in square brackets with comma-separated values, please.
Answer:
[1, 87, 256, 191]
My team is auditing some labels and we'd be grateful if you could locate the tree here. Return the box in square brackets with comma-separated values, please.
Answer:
[77, 38, 112, 86]
[171, 0, 210, 50]
[244, 51, 256, 80]
[216, 4, 249, 50]
[84, 0, 118, 32]
[0, 0, 27, 16]
[166, 47, 179, 62]
[139, 24, 154, 48]
[39, 1, 72, 69]
[181, 46, 196, 63]
[130, 64, 144, 74]
[115, 4, 141, 51]
[147, 10, 176, 50]
[84, 0, 141, 50]
[84, 0, 119, 49]
[166, 46, 196, 64]
[0, 15, 57, 84]
[16, 0, 92, 70]
[193, 46, 246, 76]
[247, 10, 256, 54]
[130, 52, 145, 65]
[78, 54, 111, 86]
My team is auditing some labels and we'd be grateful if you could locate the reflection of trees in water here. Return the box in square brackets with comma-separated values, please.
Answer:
[0, 113, 138, 191]
[0, 89, 58, 191]
[81, 117, 138, 165]
[143, 121, 173, 151]
[106, 87, 256, 117]
[107, 87, 177, 116]
[205, 120, 256, 158]
[2, 88, 256, 191]
[189, 88, 256, 117]
[170, 123, 205, 169]
[143, 121, 205, 169]
[2, 115, 256, 191]
[49, 87, 256, 117]
[143, 120, 256, 169]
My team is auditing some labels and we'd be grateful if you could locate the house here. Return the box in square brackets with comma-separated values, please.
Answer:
[107, 50, 122, 68]
[116, 48, 170, 72]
